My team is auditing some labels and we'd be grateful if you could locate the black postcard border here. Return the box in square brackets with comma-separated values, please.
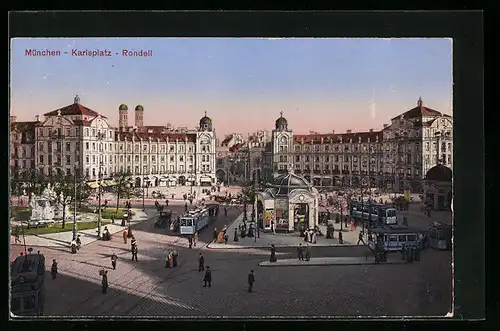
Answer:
[6, 10, 485, 331]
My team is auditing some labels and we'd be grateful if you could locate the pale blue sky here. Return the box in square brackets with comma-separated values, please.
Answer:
[10, 38, 452, 135]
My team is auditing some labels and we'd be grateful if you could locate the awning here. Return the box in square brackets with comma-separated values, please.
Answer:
[160, 177, 168, 181]
[200, 177, 211, 182]
[188, 177, 195, 181]
[86, 180, 118, 188]
[87, 181, 99, 189]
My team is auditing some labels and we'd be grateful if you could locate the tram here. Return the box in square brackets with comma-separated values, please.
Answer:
[371, 226, 423, 252]
[428, 222, 452, 250]
[180, 208, 210, 235]
[10, 252, 46, 316]
[349, 201, 397, 225]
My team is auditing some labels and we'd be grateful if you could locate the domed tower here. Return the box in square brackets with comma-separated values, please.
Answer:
[272, 111, 293, 176]
[135, 105, 144, 129]
[118, 104, 128, 132]
[199, 111, 212, 131]
[275, 111, 288, 131]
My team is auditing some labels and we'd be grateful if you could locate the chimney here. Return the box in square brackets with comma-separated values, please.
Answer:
[383, 124, 388, 128]
[369, 129, 374, 133]
[10, 116, 16, 123]
[346, 129, 352, 134]
[332, 130, 335, 134]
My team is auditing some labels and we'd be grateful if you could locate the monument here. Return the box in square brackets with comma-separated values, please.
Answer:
[29, 184, 71, 225]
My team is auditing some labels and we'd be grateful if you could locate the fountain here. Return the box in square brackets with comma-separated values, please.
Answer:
[28, 184, 71, 226]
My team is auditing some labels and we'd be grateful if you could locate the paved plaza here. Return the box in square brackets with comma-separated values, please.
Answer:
[10, 200, 452, 318]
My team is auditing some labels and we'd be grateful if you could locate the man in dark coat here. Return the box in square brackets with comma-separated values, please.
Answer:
[111, 253, 117, 270]
[270, 244, 277, 262]
[51, 259, 58, 279]
[234, 228, 239, 242]
[198, 253, 205, 271]
[297, 243, 304, 261]
[203, 266, 212, 287]
[247, 270, 255, 292]
[213, 228, 218, 243]
[357, 232, 365, 245]
[172, 250, 179, 267]
[101, 270, 109, 294]
[338, 230, 343, 244]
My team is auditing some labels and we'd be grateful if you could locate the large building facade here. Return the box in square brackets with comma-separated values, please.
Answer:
[266, 98, 452, 193]
[10, 96, 217, 188]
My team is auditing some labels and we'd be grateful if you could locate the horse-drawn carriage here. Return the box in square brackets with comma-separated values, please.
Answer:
[154, 210, 172, 228]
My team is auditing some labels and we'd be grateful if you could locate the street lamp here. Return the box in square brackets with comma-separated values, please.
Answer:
[96, 132, 105, 239]
[72, 162, 79, 240]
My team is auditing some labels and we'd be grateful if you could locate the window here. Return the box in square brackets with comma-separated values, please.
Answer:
[425, 142, 429, 151]
[120, 155, 124, 162]
[135, 166, 139, 174]
[135, 144, 140, 152]
[39, 155, 44, 164]
[92, 168, 96, 176]
[295, 155, 300, 162]
[11, 297, 21, 312]
[448, 154, 452, 164]
[160, 165, 165, 173]
[66, 142, 71, 151]
[143, 145, 148, 151]
[143, 166, 147, 173]
[143, 156, 147, 162]
[169, 146, 175, 152]
[85, 128, 89, 136]
[389, 235, 398, 242]
[179, 145, 184, 153]
[92, 129, 96, 136]
[180, 156, 184, 162]
[66, 155, 71, 165]
[135, 156, 139, 162]
[66, 128, 70, 136]
[170, 156, 174, 162]
[295, 146, 300, 152]
[325, 145, 329, 152]
[92, 143, 96, 151]
[189, 155, 194, 162]
[161, 156, 165, 163]
[188, 146, 194, 153]
[127, 155, 131, 162]
[92, 155, 96, 163]
[152, 155, 156, 162]
[152, 145, 157, 153]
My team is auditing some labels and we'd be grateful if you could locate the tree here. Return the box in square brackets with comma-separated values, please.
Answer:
[51, 173, 76, 229]
[110, 171, 141, 211]
[241, 184, 257, 205]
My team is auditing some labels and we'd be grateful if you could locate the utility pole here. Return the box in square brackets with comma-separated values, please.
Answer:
[97, 133, 105, 239]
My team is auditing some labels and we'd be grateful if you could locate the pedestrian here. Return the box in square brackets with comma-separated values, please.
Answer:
[403, 216, 408, 226]
[13, 226, 21, 244]
[357, 232, 365, 245]
[188, 235, 193, 249]
[203, 266, 212, 287]
[123, 230, 128, 244]
[224, 233, 229, 244]
[233, 227, 239, 242]
[271, 220, 276, 234]
[132, 245, 138, 262]
[312, 231, 317, 244]
[213, 228, 218, 243]
[338, 230, 343, 244]
[198, 253, 205, 272]
[51, 259, 58, 279]
[193, 231, 198, 247]
[305, 245, 311, 261]
[247, 269, 255, 292]
[111, 253, 117, 270]
[165, 199, 169, 207]
[172, 250, 179, 267]
[131, 236, 137, 249]
[165, 251, 171, 268]
[270, 244, 277, 262]
[101, 270, 108, 294]
[297, 243, 304, 261]
[224, 207, 228, 219]
[184, 203, 188, 212]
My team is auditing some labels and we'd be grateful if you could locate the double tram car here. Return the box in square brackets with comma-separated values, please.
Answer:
[428, 222, 452, 250]
[10, 252, 46, 316]
[349, 201, 397, 225]
[371, 226, 423, 252]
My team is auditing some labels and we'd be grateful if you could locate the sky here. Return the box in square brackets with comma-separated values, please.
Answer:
[10, 38, 452, 136]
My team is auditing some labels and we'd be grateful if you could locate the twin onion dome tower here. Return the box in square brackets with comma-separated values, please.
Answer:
[117, 104, 212, 132]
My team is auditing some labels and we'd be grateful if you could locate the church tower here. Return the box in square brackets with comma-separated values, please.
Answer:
[118, 104, 128, 132]
[135, 105, 144, 129]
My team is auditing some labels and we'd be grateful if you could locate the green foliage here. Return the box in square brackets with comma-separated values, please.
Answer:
[100, 208, 126, 220]
[110, 171, 141, 210]
[241, 184, 257, 204]
[21, 220, 111, 236]
[10, 207, 32, 221]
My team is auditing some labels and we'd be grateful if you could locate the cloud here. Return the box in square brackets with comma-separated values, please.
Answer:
[369, 100, 376, 120]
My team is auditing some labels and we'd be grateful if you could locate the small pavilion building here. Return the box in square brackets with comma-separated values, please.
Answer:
[255, 169, 319, 232]
[423, 164, 453, 211]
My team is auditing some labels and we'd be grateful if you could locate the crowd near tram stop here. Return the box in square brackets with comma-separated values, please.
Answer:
[10, 250, 46, 316]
